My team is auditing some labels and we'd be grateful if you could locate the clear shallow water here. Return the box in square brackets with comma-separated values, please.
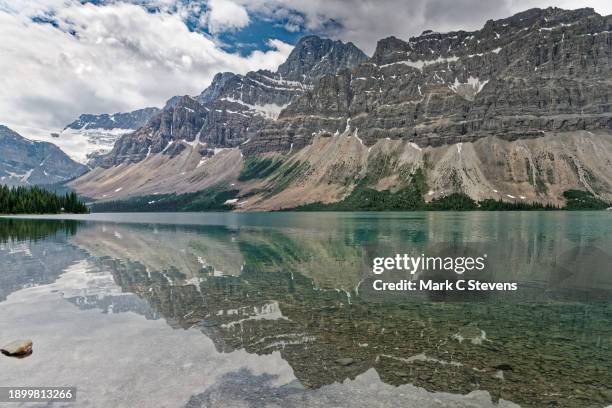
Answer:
[0, 212, 610, 408]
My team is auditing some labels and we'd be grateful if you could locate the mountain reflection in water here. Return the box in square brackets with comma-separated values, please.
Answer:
[0, 212, 610, 408]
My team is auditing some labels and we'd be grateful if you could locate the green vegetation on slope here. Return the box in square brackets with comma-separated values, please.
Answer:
[294, 169, 428, 211]
[0, 185, 88, 214]
[238, 157, 283, 181]
[90, 186, 239, 212]
[267, 160, 310, 196]
[427, 193, 560, 211]
[289, 168, 609, 211]
[562, 189, 611, 210]
[477, 198, 559, 210]
[427, 193, 478, 211]
[89, 161, 612, 213]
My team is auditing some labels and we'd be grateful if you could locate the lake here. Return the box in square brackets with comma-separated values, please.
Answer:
[0, 212, 610, 407]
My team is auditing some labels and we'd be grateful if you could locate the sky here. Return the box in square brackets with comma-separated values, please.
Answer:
[1, 0, 611, 142]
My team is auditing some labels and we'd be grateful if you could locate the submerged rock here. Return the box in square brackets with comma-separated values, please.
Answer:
[494, 363, 513, 371]
[1, 339, 33, 357]
[453, 323, 487, 345]
[280, 379, 306, 390]
[335, 358, 354, 366]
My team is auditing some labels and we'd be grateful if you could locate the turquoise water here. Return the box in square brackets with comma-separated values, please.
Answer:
[0, 212, 610, 407]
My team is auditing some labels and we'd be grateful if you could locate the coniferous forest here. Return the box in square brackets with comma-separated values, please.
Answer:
[0, 185, 88, 214]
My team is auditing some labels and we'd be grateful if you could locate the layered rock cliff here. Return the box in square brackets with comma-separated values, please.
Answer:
[246, 7, 612, 155]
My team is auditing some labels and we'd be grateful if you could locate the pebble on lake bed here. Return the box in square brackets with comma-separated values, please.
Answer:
[335, 358, 354, 366]
[1, 339, 33, 357]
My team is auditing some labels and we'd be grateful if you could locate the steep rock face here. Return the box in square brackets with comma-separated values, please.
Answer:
[196, 72, 239, 104]
[98, 36, 367, 168]
[100, 96, 213, 166]
[0, 125, 88, 186]
[245, 7, 612, 155]
[60, 107, 160, 165]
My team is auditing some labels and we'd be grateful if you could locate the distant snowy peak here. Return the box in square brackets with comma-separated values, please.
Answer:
[59, 107, 160, 165]
[64, 107, 160, 131]
[58, 127, 135, 165]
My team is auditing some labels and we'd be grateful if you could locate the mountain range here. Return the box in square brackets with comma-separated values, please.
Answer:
[9, 7, 612, 210]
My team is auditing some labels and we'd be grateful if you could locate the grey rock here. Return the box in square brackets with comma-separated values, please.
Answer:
[1, 339, 33, 356]
[494, 363, 513, 371]
[335, 358, 355, 366]
[196, 72, 238, 105]
[71, 8, 612, 208]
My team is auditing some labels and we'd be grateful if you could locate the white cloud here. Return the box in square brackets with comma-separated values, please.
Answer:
[204, 0, 251, 33]
[0, 1, 291, 141]
[237, 0, 612, 53]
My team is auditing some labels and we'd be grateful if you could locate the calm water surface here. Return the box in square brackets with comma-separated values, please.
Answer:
[0, 212, 610, 408]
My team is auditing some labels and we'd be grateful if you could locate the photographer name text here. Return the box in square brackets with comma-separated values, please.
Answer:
[371, 254, 518, 291]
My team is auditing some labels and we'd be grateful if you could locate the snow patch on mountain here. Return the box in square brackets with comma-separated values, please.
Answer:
[379, 55, 459, 71]
[221, 97, 289, 120]
[449, 76, 489, 100]
[57, 127, 135, 163]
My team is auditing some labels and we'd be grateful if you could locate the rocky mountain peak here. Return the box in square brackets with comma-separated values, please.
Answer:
[197, 72, 238, 105]
[276, 35, 368, 83]
[371, 36, 412, 65]
[0, 125, 19, 140]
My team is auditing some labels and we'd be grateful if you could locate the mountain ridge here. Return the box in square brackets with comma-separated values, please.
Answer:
[70, 8, 612, 209]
